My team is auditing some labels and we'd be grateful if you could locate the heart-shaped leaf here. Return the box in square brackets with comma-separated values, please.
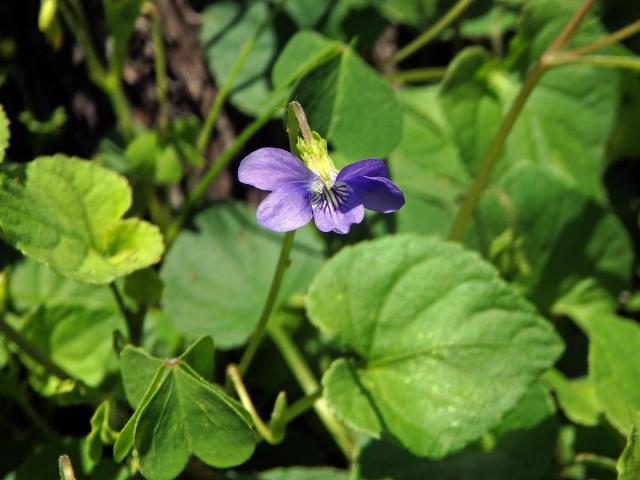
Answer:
[0, 155, 164, 285]
[115, 338, 254, 479]
[307, 234, 563, 458]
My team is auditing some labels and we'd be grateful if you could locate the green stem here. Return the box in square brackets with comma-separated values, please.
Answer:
[109, 283, 141, 345]
[551, 54, 640, 71]
[387, 0, 472, 65]
[447, 0, 595, 241]
[238, 230, 296, 375]
[105, 73, 135, 141]
[227, 364, 282, 444]
[196, 0, 287, 154]
[197, 37, 256, 154]
[283, 389, 322, 423]
[565, 18, 640, 57]
[574, 453, 617, 472]
[149, 3, 169, 132]
[386, 67, 447, 84]
[0, 317, 72, 380]
[165, 96, 285, 246]
[268, 322, 356, 461]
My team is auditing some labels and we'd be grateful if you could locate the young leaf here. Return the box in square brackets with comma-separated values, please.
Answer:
[135, 364, 255, 479]
[0, 155, 164, 285]
[290, 38, 403, 159]
[161, 203, 323, 348]
[0, 103, 9, 163]
[120, 346, 163, 408]
[307, 235, 563, 458]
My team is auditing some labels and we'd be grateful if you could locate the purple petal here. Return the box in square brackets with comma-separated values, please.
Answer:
[239, 147, 316, 191]
[346, 176, 405, 213]
[257, 181, 313, 232]
[336, 158, 389, 182]
[312, 184, 364, 234]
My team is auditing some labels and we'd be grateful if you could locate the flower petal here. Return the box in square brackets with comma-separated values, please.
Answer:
[336, 158, 389, 182]
[239, 147, 316, 191]
[346, 176, 405, 213]
[256, 181, 313, 232]
[311, 183, 364, 234]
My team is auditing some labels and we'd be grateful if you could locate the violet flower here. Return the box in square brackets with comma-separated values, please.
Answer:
[238, 132, 404, 234]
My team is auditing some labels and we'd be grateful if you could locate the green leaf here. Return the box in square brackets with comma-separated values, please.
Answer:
[618, 412, 640, 480]
[307, 234, 563, 458]
[86, 399, 117, 463]
[125, 131, 183, 185]
[360, 382, 558, 480]
[161, 203, 323, 348]
[0, 155, 164, 285]
[582, 314, 640, 435]
[200, 0, 276, 117]
[477, 163, 632, 313]
[120, 345, 163, 408]
[291, 40, 403, 158]
[271, 31, 339, 88]
[134, 364, 255, 479]
[543, 369, 601, 426]
[20, 305, 124, 387]
[123, 268, 163, 308]
[0, 103, 10, 163]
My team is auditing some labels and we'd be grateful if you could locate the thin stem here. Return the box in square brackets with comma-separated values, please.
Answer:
[0, 317, 72, 380]
[196, 0, 287, 154]
[388, 0, 472, 65]
[574, 453, 617, 471]
[447, 0, 595, 241]
[104, 73, 135, 141]
[283, 389, 322, 423]
[227, 364, 281, 444]
[550, 54, 640, 71]
[268, 322, 356, 461]
[109, 283, 141, 345]
[148, 3, 169, 132]
[289, 101, 313, 143]
[565, 18, 640, 57]
[238, 230, 296, 375]
[165, 96, 285, 247]
[386, 67, 447, 84]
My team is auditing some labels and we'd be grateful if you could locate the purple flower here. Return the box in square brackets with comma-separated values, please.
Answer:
[238, 133, 404, 234]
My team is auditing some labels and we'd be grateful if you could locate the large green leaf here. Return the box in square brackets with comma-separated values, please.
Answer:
[200, 0, 276, 117]
[582, 315, 640, 435]
[307, 235, 563, 458]
[161, 203, 323, 348]
[115, 342, 255, 480]
[360, 383, 558, 480]
[0, 156, 164, 285]
[0, 103, 9, 163]
[290, 37, 403, 159]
